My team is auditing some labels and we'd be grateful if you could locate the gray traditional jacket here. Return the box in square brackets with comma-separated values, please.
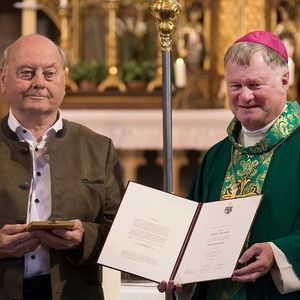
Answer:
[0, 116, 124, 300]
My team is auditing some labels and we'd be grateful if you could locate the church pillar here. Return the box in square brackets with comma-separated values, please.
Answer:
[211, 0, 266, 107]
[118, 150, 144, 184]
[21, 0, 38, 35]
[173, 151, 187, 196]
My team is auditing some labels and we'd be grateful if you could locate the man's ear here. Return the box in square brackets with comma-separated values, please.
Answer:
[281, 70, 289, 91]
[0, 67, 7, 94]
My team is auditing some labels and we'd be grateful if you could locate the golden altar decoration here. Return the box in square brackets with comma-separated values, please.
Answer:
[28, 0, 300, 108]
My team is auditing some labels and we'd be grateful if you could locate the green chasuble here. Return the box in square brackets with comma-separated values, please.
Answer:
[189, 101, 300, 300]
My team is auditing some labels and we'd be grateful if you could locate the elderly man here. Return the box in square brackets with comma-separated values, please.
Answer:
[0, 34, 124, 300]
[159, 31, 300, 300]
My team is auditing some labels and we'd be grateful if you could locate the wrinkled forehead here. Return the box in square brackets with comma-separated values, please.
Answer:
[9, 36, 64, 69]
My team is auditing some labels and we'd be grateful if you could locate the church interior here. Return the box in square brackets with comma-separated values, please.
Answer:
[0, 0, 300, 298]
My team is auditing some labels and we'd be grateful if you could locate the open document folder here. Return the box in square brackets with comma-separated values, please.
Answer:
[98, 181, 262, 284]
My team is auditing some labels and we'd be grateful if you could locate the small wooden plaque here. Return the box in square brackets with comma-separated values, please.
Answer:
[26, 220, 75, 232]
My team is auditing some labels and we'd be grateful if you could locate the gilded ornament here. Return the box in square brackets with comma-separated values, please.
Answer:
[150, 0, 181, 51]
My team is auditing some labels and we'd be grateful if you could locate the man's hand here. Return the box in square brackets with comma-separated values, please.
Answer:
[0, 224, 40, 259]
[232, 242, 274, 283]
[158, 280, 182, 294]
[30, 219, 84, 250]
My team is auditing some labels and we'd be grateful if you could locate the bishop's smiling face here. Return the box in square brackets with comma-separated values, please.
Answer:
[225, 51, 289, 131]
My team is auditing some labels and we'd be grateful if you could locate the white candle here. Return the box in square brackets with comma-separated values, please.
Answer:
[60, 0, 68, 8]
[288, 57, 295, 86]
[174, 58, 187, 88]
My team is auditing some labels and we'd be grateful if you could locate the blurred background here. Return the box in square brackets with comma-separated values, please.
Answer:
[1, 0, 300, 297]
[1, 0, 299, 197]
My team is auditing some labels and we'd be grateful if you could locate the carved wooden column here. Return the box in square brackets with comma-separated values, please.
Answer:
[172, 151, 186, 196]
[98, 0, 126, 92]
[58, 1, 78, 91]
[118, 151, 144, 184]
[147, 35, 162, 92]
[212, 0, 266, 107]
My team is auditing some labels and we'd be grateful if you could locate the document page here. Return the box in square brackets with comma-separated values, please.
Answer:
[98, 181, 198, 282]
[175, 195, 262, 284]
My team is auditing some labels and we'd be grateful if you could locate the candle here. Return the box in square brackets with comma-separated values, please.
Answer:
[174, 58, 187, 88]
[60, 0, 68, 8]
[288, 57, 295, 86]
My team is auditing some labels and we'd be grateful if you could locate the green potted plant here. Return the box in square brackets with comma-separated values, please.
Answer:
[119, 59, 156, 91]
[70, 60, 107, 91]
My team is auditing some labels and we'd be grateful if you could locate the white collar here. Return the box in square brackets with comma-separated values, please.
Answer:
[240, 104, 286, 147]
[8, 109, 63, 140]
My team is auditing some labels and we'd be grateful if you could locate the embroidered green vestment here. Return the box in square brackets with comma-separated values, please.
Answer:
[190, 102, 300, 300]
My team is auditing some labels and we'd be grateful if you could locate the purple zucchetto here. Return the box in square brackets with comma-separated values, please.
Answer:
[235, 30, 288, 63]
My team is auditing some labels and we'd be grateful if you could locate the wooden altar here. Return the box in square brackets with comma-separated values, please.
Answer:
[61, 108, 233, 196]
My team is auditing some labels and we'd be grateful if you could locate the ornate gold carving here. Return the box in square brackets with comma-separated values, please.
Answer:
[244, 0, 265, 33]
[98, 0, 126, 92]
[202, 0, 211, 71]
[31, 0, 298, 106]
[217, 0, 266, 76]
[150, 0, 181, 51]
[59, 4, 78, 91]
[37, 0, 60, 29]
[215, 0, 267, 108]
[37, 0, 77, 90]
[217, 0, 240, 76]
[147, 35, 162, 92]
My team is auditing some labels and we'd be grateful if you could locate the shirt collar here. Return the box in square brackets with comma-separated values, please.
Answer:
[8, 109, 63, 141]
[241, 104, 286, 147]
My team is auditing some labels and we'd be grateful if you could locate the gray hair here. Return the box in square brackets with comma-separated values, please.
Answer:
[1, 45, 11, 68]
[224, 41, 288, 72]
